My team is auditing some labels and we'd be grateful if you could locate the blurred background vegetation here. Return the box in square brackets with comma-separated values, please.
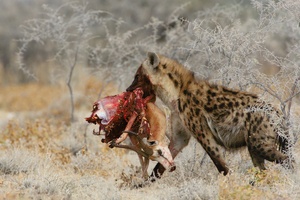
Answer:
[0, 1, 300, 199]
[2, 0, 298, 124]
[0, 0, 251, 85]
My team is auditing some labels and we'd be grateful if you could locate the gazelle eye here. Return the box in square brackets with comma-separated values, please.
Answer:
[148, 140, 158, 146]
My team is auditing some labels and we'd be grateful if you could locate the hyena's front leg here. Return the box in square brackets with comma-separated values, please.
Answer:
[196, 119, 229, 175]
[150, 115, 191, 180]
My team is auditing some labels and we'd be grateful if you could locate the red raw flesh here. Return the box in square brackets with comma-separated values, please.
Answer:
[86, 88, 153, 143]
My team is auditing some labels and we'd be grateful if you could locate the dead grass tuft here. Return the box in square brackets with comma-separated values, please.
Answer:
[219, 167, 292, 200]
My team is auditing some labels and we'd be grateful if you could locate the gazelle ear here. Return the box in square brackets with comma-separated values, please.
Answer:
[147, 52, 160, 68]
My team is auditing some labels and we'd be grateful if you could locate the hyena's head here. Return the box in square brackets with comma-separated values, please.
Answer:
[127, 52, 186, 104]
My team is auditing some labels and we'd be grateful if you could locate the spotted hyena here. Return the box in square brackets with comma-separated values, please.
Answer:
[127, 52, 292, 178]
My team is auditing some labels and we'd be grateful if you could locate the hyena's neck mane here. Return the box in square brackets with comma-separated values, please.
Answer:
[155, 56, 207, 106]
[159, 56, 197, 88]
[159, 56, 209, 90]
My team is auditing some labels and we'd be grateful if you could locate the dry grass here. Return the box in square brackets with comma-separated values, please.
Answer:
[0, 82, 299, 199]
[0, 83, 64, 112]
[219, 167, 297, 200]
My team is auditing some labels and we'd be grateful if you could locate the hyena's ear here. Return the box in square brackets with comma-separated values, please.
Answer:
[147, 52, 160, 68]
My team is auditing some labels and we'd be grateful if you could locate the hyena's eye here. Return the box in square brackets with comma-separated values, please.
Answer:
[153, 65, 159, 71]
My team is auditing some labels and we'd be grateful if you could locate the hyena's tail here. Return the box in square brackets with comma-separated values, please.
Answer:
[277, 133, 289, 155]
[276, 125, 295, 169]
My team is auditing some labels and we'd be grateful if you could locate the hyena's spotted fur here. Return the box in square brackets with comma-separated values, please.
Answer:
[127, 52, 292, 177]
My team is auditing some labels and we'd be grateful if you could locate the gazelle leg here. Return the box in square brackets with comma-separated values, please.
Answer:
[112, 112, 138, 145]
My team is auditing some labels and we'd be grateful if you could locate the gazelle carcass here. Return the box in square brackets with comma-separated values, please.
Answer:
[86, 88, 175, 180]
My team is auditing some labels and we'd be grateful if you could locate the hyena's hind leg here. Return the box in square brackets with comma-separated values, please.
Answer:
[247, 131, 289, 170]
[247, 145, 266, 170]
